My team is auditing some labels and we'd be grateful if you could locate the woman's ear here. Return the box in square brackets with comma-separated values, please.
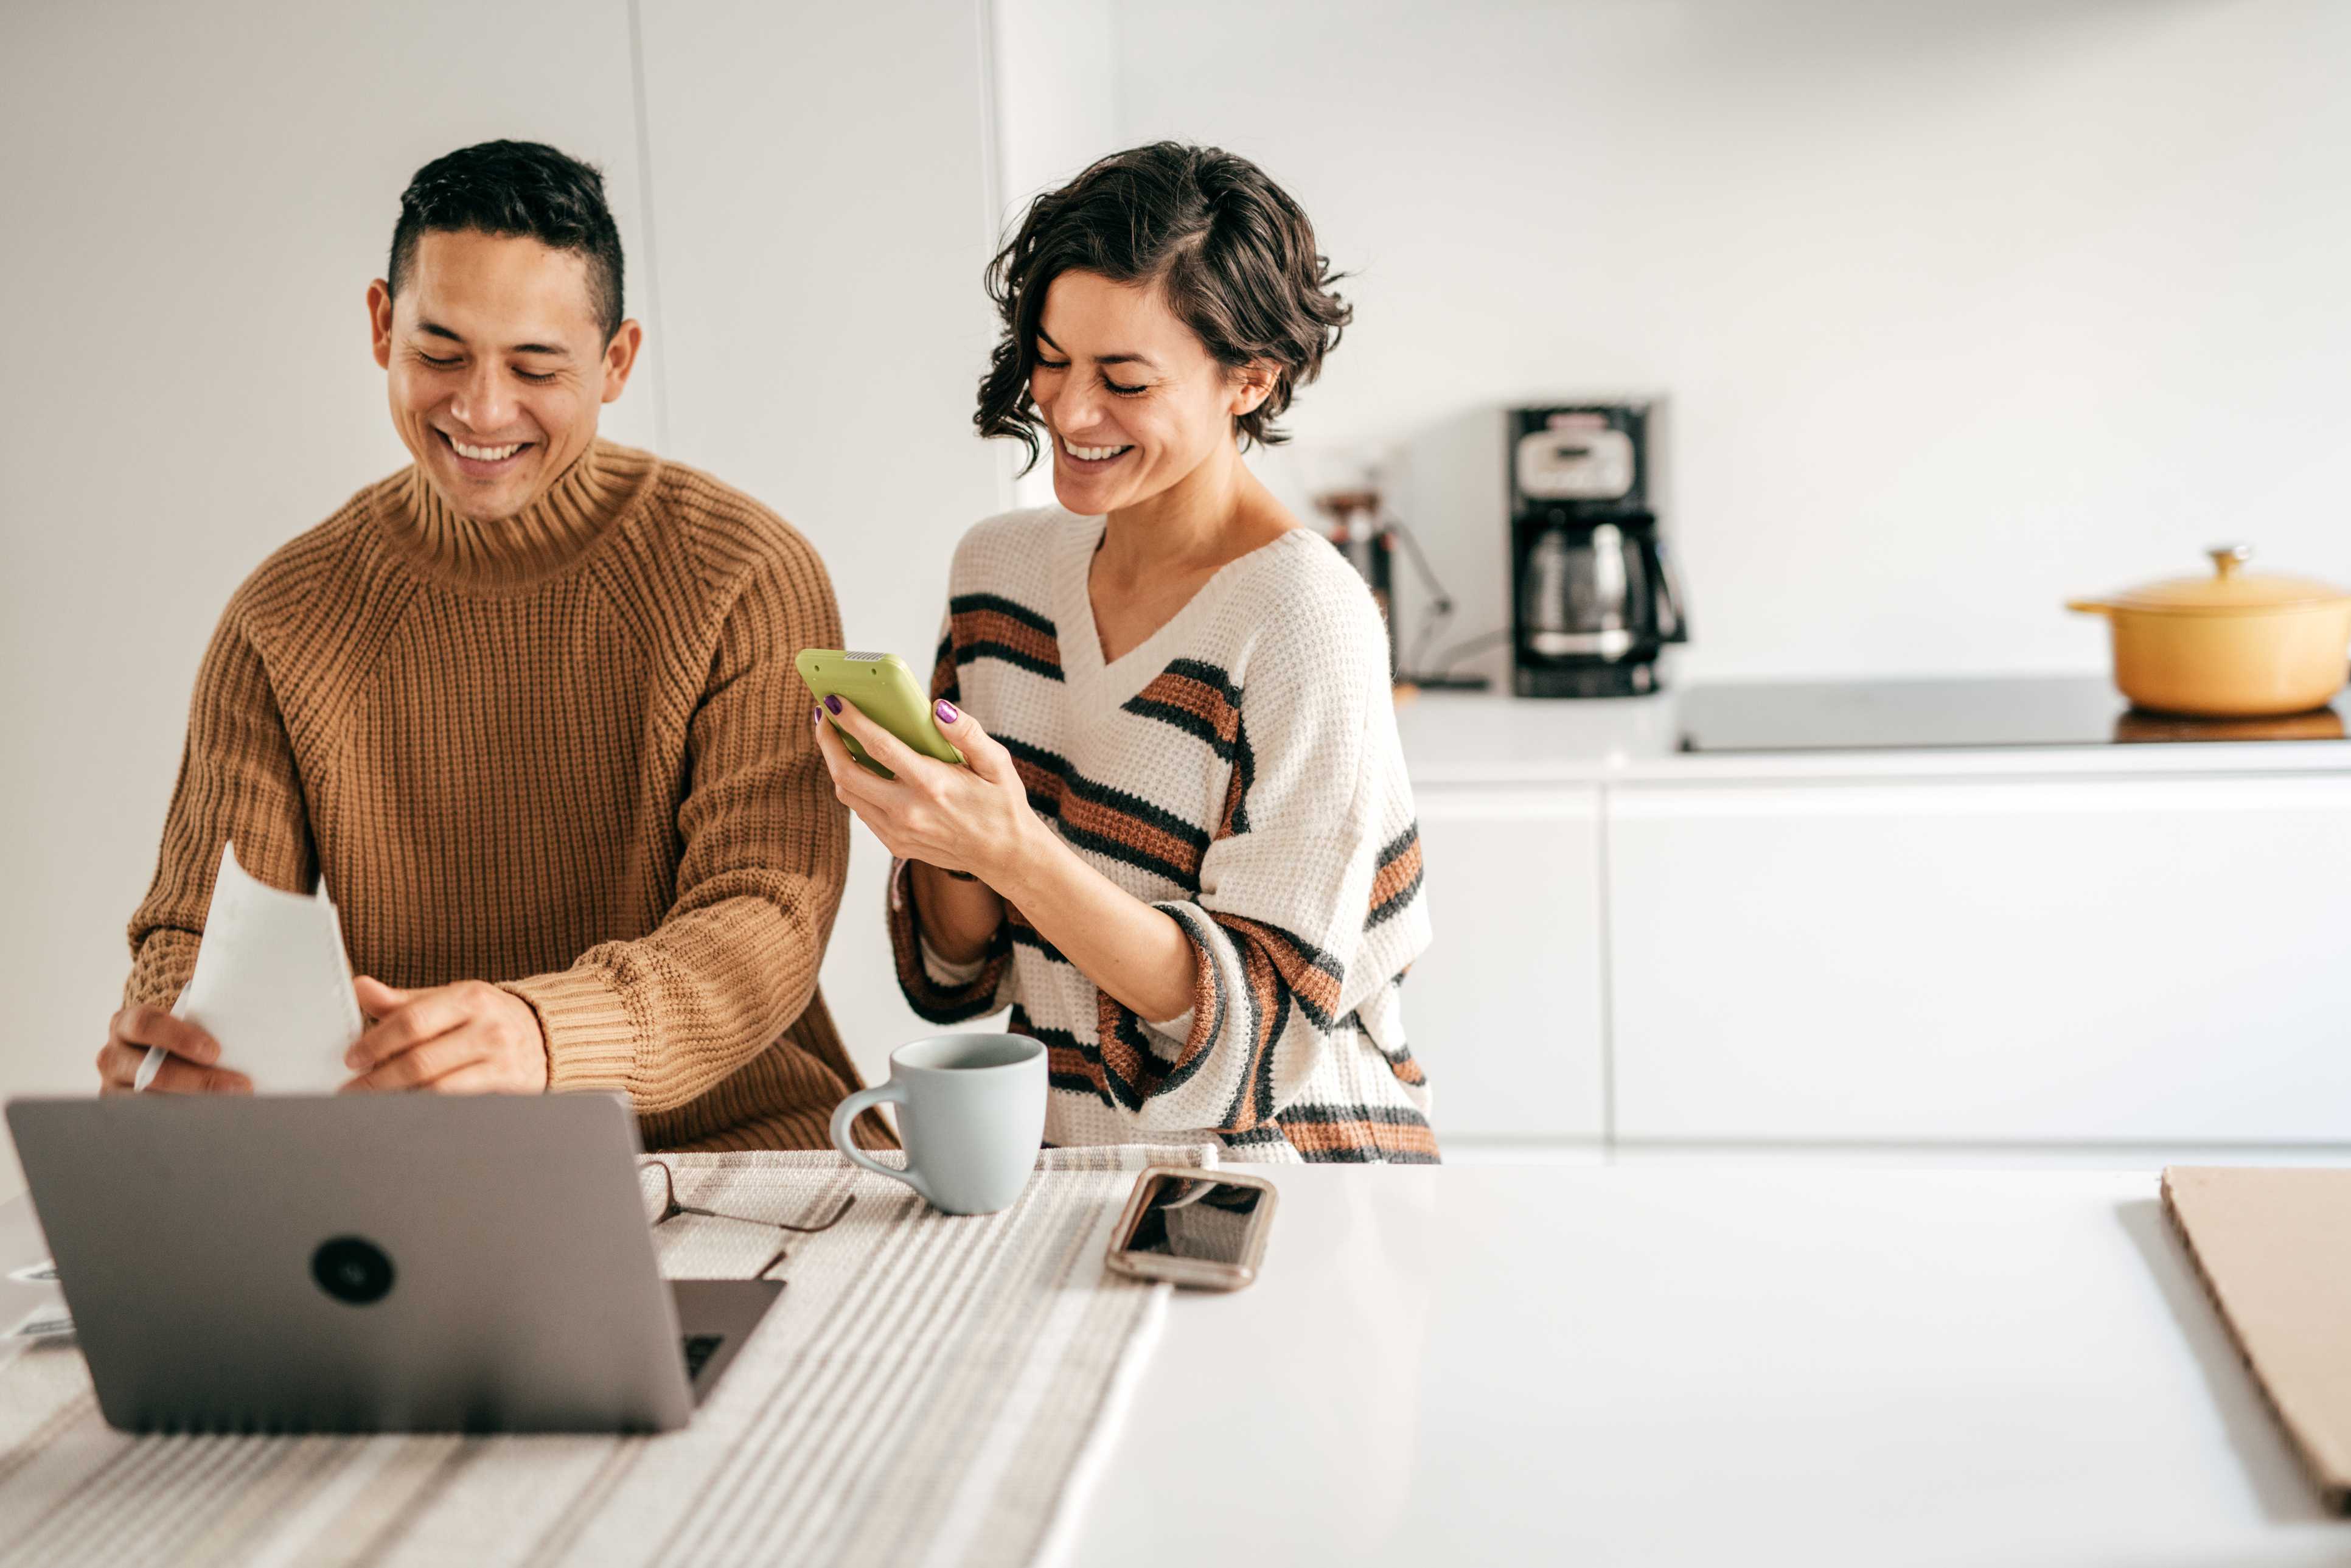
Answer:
[1230, 363, 1278, 417]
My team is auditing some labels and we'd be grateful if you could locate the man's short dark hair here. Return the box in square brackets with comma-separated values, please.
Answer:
[388, 140, 625, 341]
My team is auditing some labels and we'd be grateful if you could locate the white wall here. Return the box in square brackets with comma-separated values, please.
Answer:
[0, 0, 1007, 1174]
[0, 0, 660, 1138]
[993, 0, 1120, 211]
[633, 0, 1007, 1082]
[989, 0, 1121, 510]
[1108, 0, 2351, 683]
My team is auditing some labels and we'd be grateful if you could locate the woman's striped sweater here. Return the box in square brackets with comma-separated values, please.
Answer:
[885, 507, 1437, 1163]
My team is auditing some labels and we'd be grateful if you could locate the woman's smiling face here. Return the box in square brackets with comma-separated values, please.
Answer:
[1028, 269, 1267, 517]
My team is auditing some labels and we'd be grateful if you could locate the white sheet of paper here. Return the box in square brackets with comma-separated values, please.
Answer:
[139, 842, 363, 1094]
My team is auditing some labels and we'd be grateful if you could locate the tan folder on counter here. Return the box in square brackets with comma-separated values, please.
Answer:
[2163, 1166, 2351, 1510]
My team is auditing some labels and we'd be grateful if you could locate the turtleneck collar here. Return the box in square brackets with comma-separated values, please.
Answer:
[374, 439, 661, 588]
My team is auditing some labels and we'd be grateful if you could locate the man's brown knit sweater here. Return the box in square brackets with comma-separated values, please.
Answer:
[126, 439, 891, 1151]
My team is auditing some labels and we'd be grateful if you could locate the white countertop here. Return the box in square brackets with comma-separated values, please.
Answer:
[2, 1166, 2335, 1566]
[1396, 686, 2351, 786]
[1071, 1165, 2344, 1568]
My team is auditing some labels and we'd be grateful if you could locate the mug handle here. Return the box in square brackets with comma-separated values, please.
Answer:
[830, 1083, 925, 1200]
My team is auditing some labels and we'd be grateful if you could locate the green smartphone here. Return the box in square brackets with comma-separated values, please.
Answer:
[796, 649, 964, 779]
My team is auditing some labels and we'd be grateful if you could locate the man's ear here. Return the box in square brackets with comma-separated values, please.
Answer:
[601, 319, 644, 405]
[367, 279, 394, 371]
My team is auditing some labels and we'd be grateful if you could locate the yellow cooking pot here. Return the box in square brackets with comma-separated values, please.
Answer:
[2068, 545, 2351, 717]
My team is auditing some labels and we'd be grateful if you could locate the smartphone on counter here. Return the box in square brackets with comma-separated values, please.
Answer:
[796, 650, 964, 779]
[1104, 1166, 1279, 1291]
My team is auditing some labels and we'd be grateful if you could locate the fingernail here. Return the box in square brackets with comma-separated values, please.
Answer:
[824, 695, 842, 715]
[936, 699, 960, 724]
[813, 702, 824, 723]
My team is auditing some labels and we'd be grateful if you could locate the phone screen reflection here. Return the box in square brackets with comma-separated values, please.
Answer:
[1124, 1175, 1265, 1264]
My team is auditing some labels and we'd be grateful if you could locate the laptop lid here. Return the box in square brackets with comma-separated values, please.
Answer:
[5, 1093, 699, 1434]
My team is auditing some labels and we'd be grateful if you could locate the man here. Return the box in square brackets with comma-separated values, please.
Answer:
[96, 139, 888, 1151]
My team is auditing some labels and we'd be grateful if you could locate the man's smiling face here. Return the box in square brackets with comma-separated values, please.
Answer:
[368, 228, 636, 522]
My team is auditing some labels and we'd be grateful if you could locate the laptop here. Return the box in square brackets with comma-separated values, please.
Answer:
[5, 1093, 782, 1434]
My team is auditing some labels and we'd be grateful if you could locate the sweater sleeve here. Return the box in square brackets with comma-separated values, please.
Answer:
[125, 601, 318, 1010]
[502, 538, 851, 1110]
[1089, 593, 1433, 1135]
[884, 856, 1017, 1022]
[882, 607, 1020, 1022]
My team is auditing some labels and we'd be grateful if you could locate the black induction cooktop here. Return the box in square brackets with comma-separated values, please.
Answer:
[1676, 676, 2351, 753]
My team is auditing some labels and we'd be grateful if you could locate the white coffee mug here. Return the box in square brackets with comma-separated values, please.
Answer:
[828, 1033, 1048, 1215]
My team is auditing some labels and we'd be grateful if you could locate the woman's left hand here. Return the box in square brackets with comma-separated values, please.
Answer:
[813, 695, 1039, 887]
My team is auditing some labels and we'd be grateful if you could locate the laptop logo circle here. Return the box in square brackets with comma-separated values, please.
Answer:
[312, 1236, 395, 1305]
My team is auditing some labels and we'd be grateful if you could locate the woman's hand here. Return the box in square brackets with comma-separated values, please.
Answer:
[820, 693, 1197, 1023]
[813, 695, 1040, 888]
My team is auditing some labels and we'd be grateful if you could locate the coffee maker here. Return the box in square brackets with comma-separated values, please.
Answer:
[1508, 403, 1687, 697]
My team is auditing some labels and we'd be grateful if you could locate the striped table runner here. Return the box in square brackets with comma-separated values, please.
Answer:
[0, 1145, 1197, 1568]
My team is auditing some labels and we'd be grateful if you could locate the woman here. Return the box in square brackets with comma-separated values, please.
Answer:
[813, 142, 1433, 1163]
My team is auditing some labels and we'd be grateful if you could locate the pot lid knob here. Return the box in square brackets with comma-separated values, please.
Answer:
[2087, 543, 2346, 613]
[2208, 543, 2252, 579]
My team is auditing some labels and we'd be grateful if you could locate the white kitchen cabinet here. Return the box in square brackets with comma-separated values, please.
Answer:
[1407, 786, 1607, 1141]
[1606, 773, 2351, 1144]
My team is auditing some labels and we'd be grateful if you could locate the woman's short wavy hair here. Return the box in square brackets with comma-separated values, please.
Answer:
[976, 142, 1352, 472]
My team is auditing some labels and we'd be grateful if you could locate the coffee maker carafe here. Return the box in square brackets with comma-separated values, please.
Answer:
[1509, 403, 1687, 697]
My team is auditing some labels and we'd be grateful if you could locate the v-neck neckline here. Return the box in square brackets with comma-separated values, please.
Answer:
[1050, 510, 1315, 711]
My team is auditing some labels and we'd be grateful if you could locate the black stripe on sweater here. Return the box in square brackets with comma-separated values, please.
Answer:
[1277, 1101, 1435, 1128]
[949, 591, 1056, 637]
[1096, 1003, 1167, 1112]
[1365, 820, 1425, 932]
[998, 734, 1070, 818]
[1214, 913, 1348, 1032]
[1208, 944, 1289, 1135]
[1222, 720, 1255, 838]
[1120, 658, 1245, 754]
[1276, 1100, 1442, 1165]
[1124, 658, 1256, 839]
[1001, 736, 1210, 891]
[1009, 1006, 1115, 1101]
[1008, 919, 1070, 967]
[950, 592, 1065, 683]
[1154, 904, 1235, 1110]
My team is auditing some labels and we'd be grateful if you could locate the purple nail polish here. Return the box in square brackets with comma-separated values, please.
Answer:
[936, 699, 960, 725]
[812, 703, 823, 723]
[824, 695, 842, 715]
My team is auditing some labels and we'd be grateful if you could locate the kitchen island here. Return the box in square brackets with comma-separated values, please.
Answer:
[4, 1165, 2330, 1566]
[1069, 1163, 2341, 1568]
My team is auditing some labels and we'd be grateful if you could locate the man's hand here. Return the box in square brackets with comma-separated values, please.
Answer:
[96, 1005, 252, 1095]
[341, 977, 550, 1095]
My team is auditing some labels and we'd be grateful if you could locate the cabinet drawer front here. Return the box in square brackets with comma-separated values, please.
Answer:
[1410, 787, 1606, 1140]
[1608, 775, 2351, 1143]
